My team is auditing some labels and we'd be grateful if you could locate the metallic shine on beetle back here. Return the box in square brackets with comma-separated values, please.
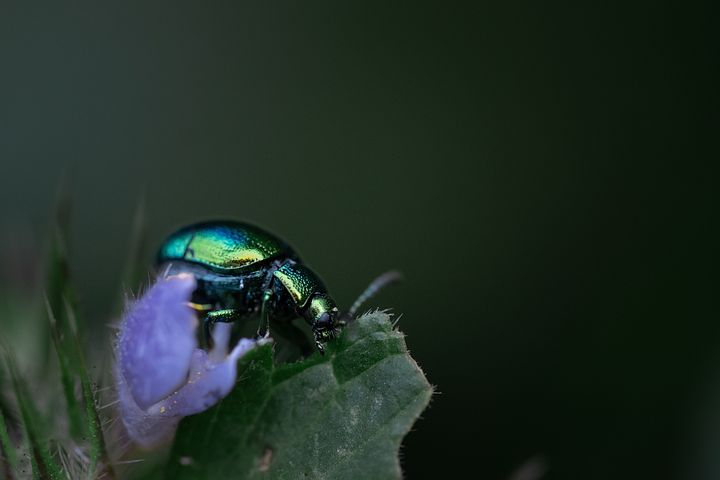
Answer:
[157, 220, 401, 354]
[158, 221, 292, 272]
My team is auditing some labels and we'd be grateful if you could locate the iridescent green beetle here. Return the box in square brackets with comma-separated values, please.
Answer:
[156, 220, 399, 353]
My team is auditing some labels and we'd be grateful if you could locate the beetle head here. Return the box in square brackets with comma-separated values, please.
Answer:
[306, 293, 341, 353]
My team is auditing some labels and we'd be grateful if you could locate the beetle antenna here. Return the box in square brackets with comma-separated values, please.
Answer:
[348, 270, 403, 318]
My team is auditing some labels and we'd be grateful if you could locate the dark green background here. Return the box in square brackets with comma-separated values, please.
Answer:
[0, 1, 715, 478]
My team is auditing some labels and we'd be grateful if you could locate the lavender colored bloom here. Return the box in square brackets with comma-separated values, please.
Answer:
[115, 274, 263, 448]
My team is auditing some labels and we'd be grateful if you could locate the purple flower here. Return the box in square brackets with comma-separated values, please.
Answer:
[115, 274, 263, 448]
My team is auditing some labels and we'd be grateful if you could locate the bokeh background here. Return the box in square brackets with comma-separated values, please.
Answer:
[0, 1, 715, 478]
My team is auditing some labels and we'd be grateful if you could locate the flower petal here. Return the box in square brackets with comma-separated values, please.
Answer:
[147, 337, 259, 417]
[115, 275, 265, 448]
[116, 336, 261, 448]
[117, 274, 198, 410]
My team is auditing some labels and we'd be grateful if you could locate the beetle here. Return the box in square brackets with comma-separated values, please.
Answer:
[156, 220, 399, 354]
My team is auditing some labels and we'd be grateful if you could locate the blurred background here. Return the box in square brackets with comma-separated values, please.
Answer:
[0, 1, 715, 478]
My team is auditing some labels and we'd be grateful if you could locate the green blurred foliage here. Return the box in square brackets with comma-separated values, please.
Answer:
[0, 1, 715, 478]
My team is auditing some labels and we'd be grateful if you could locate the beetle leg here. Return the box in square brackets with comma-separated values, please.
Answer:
[204, 309, 242, 349]
[315, 338, 325, 355]
[257, 289, 274, 339]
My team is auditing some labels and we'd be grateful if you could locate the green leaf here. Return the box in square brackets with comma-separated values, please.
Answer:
[49, 299, 114, 480]
[43, 187, 84, 441]
[3, 352, 64, 480]
[44, 183, 76, 342]
[0, 402, 18, 479]
[46, 299, 84, 442]
[165, 312, 432, 480]
[66, 302, 114, 480]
